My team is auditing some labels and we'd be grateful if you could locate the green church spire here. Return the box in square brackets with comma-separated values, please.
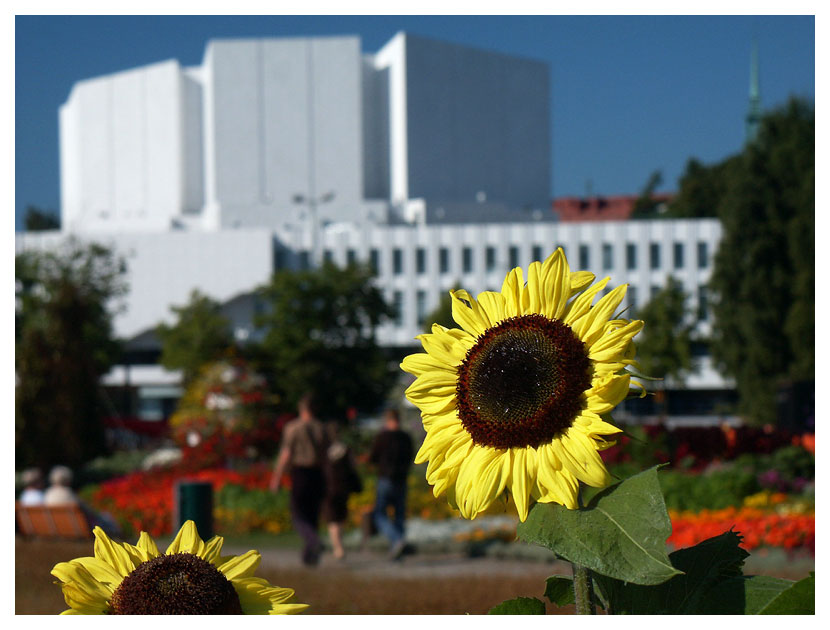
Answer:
[746, 38, 761, 143]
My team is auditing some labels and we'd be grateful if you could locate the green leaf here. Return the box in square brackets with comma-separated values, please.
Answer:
[757, 573, 814, 614]
[544, 576, 575, 607]
[593, 529, 750, 614]
[517, 466, 681, 585]
[487, 597, 546, 615]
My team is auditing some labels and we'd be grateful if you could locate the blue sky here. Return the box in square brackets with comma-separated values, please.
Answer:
[14, 14, 815, 231]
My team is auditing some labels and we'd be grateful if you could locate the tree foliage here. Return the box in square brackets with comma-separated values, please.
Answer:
[16, 240, 126, 470]
[23, 205, 61, 231]
[254, 261, 395, 419]
[635, 277, 695, 385]
[630, 170, 664, 219]
[708, 98, 814, 424]
[156, 289, 234, 385]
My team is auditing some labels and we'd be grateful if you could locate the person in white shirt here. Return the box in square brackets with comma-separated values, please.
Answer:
[18, 468, 45, 505]
[43, 466, 80, 506]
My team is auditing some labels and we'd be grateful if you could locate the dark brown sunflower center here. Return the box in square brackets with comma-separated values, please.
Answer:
[109, 552, 243, 615]
[456, 313, 592, 449]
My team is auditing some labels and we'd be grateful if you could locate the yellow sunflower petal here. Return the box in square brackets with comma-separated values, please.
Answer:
[202, 535, 225, 565]
[451, 289, 489, 335]
[535, 445, 579, 508]
[509, 448, 531, 522]
[233, 578, 308, 615]
[217, 549, 261, 580]
[476, 290, 508, 326]
[501, 266, 525, 315]
[52, 561, 114, 611]
[540, 248, 570, 319]
[166, 520, 206, 556]
[553, 430, 612, 488]
[586, 373, 631, 415]
[92, 526, 136, 578]
[401, 352, 456, 377]
[455, 447, 510, 519]
[569, 270, 595, 294]
[524, 260, 545, 314]
[573, 410, 623, 439]
[588, 319, 644, 361]
[563, 277, 609, 327]
[64, 556, 124, 587]
[575, 284, 628, 347]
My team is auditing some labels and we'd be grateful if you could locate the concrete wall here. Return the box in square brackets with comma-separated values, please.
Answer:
[59, 60, 189, 233]
[402, 33, 550, 210]
[204, 37, 365, 228]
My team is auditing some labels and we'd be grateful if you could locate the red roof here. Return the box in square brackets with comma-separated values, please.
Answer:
[553, 194, 673, 222]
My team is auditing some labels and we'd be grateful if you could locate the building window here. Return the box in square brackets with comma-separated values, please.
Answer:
[509, 245, 519, 269]
[392, 291, 403, 327]
[393, 248, 403, 275]
[697, 241, 709, 269]
[416, 290, 427, 326]
[369, 248, 380, 274]
[323, 249, 334, 264]
[579, 244, 590, 269]
[416, 248, 426, 274]
[486, 246, 496, 272]
[439, 247, 450, 273]
[346, 249, 357, 266]
[626, 243, 637, 270]
[627, 285, 637, 318]
[650, 284, 660, 299]
[462, 247, 473, 273]
[298, 250, 310, 270]
[673, 242, 684, 269]
[532, 245, 543, 262]
[602, 244, 613, 270]
[649, 243, 661, 269]
[698, 285, 709, 320]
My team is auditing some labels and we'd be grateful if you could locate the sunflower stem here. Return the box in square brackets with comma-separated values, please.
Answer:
[571, 488, 596, 615]
[571, 563, 595, 615]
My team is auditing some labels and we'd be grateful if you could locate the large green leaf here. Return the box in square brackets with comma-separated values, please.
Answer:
[487, 597, 546, 615]
[593, 530, 750, 613]
[544, 576, 575, 607]
[517, 466, 681, 585]
[756, 573, 814, 614]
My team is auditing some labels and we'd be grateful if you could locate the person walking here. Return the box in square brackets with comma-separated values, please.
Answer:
[322, 429, 362, 561]
[271, 394, 330, 566]
[369, 409, 413, 560]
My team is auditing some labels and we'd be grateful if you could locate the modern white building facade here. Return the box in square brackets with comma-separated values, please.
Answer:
[17, 32, 728, 419]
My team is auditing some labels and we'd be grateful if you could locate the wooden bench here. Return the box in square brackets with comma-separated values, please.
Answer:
[15, 502, 92, 540]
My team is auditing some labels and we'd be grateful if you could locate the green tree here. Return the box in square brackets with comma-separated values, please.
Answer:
[665, 157, 741, 219]
[16, 239, 126, 470]
[630, 170, 664, 219]
[156, 290, 234, 385]
[255, 261, 395, 418]
[710, 98, 814, 424]
[635, 277, 694, 383]
[23, 205, 60, 231]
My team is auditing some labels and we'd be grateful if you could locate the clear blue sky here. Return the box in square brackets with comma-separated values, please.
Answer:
[14, 14, 815, 231]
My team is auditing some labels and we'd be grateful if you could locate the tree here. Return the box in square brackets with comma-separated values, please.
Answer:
[635, 277, 695, 384]
[16, 239, 126, 470]
[630, 170, 664, 219]
[156, 290, 234, 385]
[709, 98, 814, 424]
[665, 157, 741, 219]
[24, 205, 60, 231]
[254, 261, 396, 419]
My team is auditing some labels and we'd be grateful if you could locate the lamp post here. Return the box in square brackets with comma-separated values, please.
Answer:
[292, 191, 335, 266]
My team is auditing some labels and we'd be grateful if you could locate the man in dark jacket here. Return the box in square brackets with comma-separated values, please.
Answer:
[369, 408, 413, 559]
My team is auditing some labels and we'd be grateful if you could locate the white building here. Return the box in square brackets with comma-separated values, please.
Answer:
[17, 32, 728, 420]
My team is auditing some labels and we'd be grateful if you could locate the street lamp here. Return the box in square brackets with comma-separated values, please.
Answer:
[292, 191, 335, 266]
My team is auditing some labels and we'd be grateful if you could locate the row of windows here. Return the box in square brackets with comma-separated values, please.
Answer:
[389, 284, 711, 328]
[278, 241, 711, 275]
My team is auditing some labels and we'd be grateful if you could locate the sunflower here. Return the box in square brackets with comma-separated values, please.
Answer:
[51, 520, 309, 615]
[401, 248, 643, 522]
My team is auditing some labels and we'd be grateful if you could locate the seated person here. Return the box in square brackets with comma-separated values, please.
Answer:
[18, 468, 45, 506]
[44, 466, 80, 505]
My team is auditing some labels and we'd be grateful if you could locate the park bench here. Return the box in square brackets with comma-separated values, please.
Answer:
[15, 502, 92, 540]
